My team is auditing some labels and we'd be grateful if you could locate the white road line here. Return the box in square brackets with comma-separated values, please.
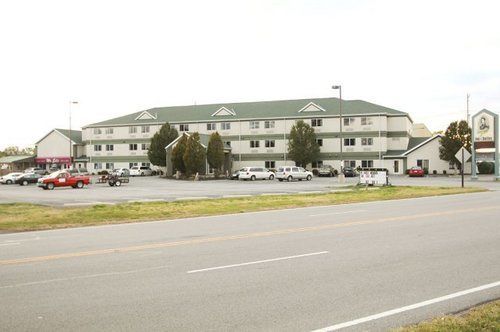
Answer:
[0, 265, 170, 289]
[311, 280, 500, 331]
[309, 210, 365, 217]
[187, 251, 329, 274]
[0, 242, 20, 246]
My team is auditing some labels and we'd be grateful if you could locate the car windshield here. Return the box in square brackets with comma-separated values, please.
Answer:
[47, 170, 66, 178]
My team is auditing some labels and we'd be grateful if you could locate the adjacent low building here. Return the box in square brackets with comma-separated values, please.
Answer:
[35, 128, 85, 171]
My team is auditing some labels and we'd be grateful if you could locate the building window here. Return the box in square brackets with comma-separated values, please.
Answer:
[221, 122, 231, 130]
[343, 117, 355, 126]
[93, 128, 102, 135]
[250, 140, 260, 148]
[129, 162, 138, 168]
[417, 159, 429, 170]
[179, 124, 189, 132]
[105, 128, 114, 135]
[141, 162, 151, 167]
[207, 123, 216, 131]
[106, 163, 114, 170]
[94, 145, 102, 152]
[311, 119, 323, 127]
[141, 126, 150, 133]
[361, 117, 373, 126]
[265, 140, 275, 148]
[129, 144, 138, 151]
[361, 138, 373, 145]
[141, 143, 150, 150]
[344, 138, 356, 146]
[316, 139, 323, 147]
[129, 126, 137, 134]
[105, 144, 114, 151]
[264, 120, 275, 129]
[265, 161, 276, 169]
[224, 141, 231, 147]
[361, 160, 374, 168]
[94, 163, 102, 170]
[344, 160, 356, 168]
[312, 160, 323, 168]
[250, 121, 260, 129]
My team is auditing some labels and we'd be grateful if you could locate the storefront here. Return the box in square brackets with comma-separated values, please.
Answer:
[34, 157, 72, 171]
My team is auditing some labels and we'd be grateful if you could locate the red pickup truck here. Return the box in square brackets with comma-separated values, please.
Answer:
[38, 171, 91, 190]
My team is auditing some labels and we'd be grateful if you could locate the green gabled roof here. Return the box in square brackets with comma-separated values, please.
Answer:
[406, 137, 431, 151]
[85, 97, 408, 127]
[0, 155, 34, 163]
[55, 129, 82, 144]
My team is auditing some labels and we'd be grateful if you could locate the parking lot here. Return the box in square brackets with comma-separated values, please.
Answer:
[0, 175, 499, 207]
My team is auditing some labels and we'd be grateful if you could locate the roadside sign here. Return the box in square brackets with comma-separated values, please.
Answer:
[455, 147, 471, 163]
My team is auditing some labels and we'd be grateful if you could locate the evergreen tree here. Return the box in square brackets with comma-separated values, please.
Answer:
[172, 134, 188, 173]
[183, 132, 206, 176]
[288, 120, 320, 167]
[206, 132, 224, 177]
[147, 122, 178, 167]
[439, 120, 471, 167]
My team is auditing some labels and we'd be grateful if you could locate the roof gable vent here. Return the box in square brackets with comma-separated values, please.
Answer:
[298, 102, 326, 113]
[211, 107, 236, 117]
[135, 111, 157, 121]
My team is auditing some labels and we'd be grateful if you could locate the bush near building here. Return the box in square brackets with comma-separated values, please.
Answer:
[183, 132, 206, 176]
[207, 132, 224, 177]
[148, 122, 178, 167]
[288, 120, 320, 168]
[172, 134, 188, 174]
[478, 161, 494, 174]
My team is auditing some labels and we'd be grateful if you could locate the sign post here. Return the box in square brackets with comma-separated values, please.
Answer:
[455, 147, 471, 188]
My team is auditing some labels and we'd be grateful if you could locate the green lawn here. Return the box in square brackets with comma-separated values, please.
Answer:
[0, 186, 485, 232]
[396, 300, 499, 331]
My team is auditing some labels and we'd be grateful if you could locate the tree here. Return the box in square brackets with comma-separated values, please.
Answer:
[147, 123, 178, 167]
[288, 120, 320, 167]
[206, 132, 224, 177]
[183, 132, 206, 176]
[439, 120, 471, 168]
[172, 134, 188, 173]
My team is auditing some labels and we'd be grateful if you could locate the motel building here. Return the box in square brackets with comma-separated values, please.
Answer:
[49, 97, 451, 175]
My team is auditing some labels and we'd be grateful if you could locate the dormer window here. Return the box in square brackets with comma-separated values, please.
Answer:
[298, 102, 326, 113]
[135, 111, 157, 121]
[211, 107, 236, 117]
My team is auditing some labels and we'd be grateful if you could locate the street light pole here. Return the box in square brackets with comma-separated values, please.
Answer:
[332, 85, 345, 183]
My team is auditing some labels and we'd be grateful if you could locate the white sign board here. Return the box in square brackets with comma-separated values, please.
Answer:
[473, 112, 495, 142]
[359, 170, 387, 186]
[454, 147, 471, 163]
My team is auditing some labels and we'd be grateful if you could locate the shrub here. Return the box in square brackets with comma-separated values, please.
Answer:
[423, 168, 429, 175]
[312, 169, 319, 176]
[478, 162, 494, 174]
[432, 170, 437, 175]
[443, 170, 447, 175]
[98, 170, 109, 175]
[405, 169, 410, 175]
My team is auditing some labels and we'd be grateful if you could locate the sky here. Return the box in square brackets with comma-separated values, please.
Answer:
[0, 0, 499, 149]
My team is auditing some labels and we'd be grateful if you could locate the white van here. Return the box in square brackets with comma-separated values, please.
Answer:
[275, 166, 313, 182]
[238, 167, 275, 181]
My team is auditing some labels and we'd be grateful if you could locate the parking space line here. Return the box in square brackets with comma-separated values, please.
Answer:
[187, 251, 329, 274]
[311, 280, 500, 331]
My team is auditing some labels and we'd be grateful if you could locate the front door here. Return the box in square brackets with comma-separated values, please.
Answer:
[394, 160, 399, 173]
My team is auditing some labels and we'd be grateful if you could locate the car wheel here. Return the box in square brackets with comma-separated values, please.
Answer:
[287, 175, 293, 182]
[76, 181, 84, 189]
[108, 182, 115, 187]
[306, 175, 312, 181]
[269, 174, 275, 180]
[141, 172, 145, 176]
[278, 179, 283, 182]
[6, 179, 12, 185]
[22, 180, 28, 186]
[115, 180, 122, 187]
[47, 182, 55, 190]
[250, 175, 256, 181]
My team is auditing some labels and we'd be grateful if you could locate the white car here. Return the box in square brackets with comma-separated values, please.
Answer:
[276, 166, 313, 182]
[130, 166, 153, 176]
[0, 172, 24, 184]
[238, 167, 275, 181]
[112, 168, 130, 177]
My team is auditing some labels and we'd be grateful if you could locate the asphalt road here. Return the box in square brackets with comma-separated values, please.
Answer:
[1, 191, 499, 331]
[1, 174, 499, 206]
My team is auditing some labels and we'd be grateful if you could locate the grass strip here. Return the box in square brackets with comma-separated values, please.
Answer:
[396, 299, 499, 331]
[0, 186, 485, 232]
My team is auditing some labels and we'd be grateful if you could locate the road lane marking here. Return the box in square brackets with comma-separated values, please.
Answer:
[309, 210, 365, 217]
[311, 280, 500, 331]
[0, 265, 170, 289]
[0, 242, 20, 246]
[187, 251, 329, 274]
[1, 205, 498, 266]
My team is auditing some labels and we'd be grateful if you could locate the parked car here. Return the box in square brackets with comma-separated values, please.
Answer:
[130, 166, 153, 176]
[112, 168, 130, 177]
[0, 172, 24, 184]
[238, 167, 275, 181]
[230, 170, 240, 180]
[317, 165, 337, 177]
[408, 166, 425, 177]
[16, 173, 42, 186]
[342, 167, 358, 177]
[276, 166, 313, 182]
[24, 167, 47, 175]
[69, 168, 90, 176]
[37, 170, 91, 190]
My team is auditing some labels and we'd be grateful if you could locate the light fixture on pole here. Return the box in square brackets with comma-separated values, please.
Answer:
[332, 85, 345, 183]
[69, 101, 78, 169]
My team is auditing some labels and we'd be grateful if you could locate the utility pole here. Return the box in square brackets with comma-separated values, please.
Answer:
[466, 93, 470, 124]
[69, 101, 78, 169]
[332, 85, 344, 183]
